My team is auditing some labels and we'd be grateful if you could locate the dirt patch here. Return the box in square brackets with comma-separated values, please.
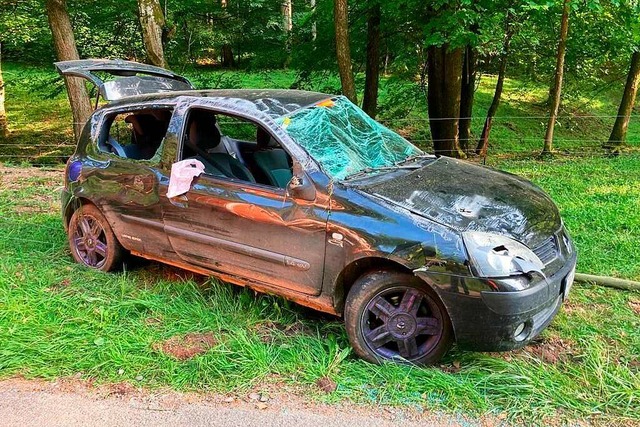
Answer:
[106, 382, 137, 397]
[153, 332, 217, 361]
[0, 166, 62, 190]
[315, 377, 337, 394]
[251, 320, 313, 343]
[521, 336, 577, 364]
[628, 298, 640, 315]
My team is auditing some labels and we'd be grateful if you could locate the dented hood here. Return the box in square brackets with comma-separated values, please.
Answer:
[359, 157, 561, 248]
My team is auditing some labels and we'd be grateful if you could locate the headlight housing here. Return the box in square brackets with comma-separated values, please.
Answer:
[462, 232, 545, 279]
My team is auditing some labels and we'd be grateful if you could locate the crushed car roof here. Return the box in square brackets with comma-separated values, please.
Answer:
[107, 89, 333, 118]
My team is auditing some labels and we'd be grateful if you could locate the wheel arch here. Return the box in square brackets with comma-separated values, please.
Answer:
[333, 257, 415, 315]
[63, 196, 96, 228]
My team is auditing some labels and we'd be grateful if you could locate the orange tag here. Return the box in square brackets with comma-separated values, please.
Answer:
[316, 99, 335, 108]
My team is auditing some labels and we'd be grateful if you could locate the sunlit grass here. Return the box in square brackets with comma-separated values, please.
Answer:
[0, 164, 638, 425]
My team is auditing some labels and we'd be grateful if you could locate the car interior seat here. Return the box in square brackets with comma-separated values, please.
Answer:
[186, 110, 255, 183]
[124, 113, 167, 160]
[252, 127, 293, 188]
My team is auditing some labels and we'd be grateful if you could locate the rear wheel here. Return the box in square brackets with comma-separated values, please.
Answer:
[344, 270, 453, 365]
[68, 204, 123, 271]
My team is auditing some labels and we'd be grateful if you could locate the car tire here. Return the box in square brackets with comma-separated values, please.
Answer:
[344, 270, 453, 366]
[68, 204, 123, 271]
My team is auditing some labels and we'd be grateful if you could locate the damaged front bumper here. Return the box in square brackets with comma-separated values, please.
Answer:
[415, 251, 577, 351]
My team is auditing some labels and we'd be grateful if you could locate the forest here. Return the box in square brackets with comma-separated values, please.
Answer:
[0, 0, 639, 159]
[0, 2, 639, 422]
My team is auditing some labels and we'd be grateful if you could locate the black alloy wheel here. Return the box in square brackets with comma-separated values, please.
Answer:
[345, 270, 453, 365]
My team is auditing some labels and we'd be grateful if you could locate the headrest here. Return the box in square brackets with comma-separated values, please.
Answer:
[188, 110, 221, 150]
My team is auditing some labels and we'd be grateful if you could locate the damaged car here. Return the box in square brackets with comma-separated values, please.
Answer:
[58, 59, 577, 365]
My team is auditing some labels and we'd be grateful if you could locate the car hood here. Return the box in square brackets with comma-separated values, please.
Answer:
[357, 157, 561, 248]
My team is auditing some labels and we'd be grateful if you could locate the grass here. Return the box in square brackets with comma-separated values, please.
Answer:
[0, 163, 638, 425]
[1, 62, 639, 424]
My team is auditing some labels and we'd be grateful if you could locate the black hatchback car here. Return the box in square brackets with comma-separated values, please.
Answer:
[58, 59, 577, 365]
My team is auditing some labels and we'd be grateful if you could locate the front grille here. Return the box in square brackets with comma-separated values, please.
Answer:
[532, 236, 558, 265]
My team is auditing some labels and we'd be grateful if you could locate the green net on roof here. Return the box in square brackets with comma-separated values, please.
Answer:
[277, 96, 422, 180]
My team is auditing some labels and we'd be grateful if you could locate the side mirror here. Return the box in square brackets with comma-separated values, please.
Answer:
[287, 162, 316, 201]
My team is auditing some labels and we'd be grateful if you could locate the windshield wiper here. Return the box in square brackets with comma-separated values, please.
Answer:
[344, 164, 421, 181]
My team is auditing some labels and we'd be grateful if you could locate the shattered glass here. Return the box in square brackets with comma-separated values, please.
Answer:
[277, 97, 422, 180]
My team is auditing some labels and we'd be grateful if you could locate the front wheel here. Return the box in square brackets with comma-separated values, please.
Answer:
[344, 270, 453, 365]
[68, 204, 123, 271]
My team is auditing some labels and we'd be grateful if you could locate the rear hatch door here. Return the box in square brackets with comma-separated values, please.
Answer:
[55, 59, 195, 103]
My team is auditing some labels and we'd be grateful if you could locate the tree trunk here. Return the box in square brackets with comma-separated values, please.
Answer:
[137, 0, 167, 68]
[607, 50, 640, 151]
[0, 43, 9, 138]
[543, 0, 570, 155]
[333, 0, 357, 103]
[362, 3, 380, 118]
[476, 24, 514, 157]
[45, 0, 92, 143]
[427, 44, 464, 158]
[282, 0, 293, 32]
[310, 0, 317, 41]
[220, 0, 235, 68]
[459, 44, 476, 152]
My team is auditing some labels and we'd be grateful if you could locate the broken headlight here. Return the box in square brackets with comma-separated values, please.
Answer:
[462, 232, 544, 279]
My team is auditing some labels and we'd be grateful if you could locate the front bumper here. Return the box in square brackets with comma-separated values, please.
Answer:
[415, 251, 577, 351]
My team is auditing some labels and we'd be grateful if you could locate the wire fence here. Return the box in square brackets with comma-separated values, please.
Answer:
[0, 113, 638, 166]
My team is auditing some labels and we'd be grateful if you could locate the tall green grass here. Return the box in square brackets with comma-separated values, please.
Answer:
[0, 163, 638, 425]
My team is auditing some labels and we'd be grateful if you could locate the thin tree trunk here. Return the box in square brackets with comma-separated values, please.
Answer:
[138, 0, 167, 68]
[543, 0, 570, 155]
[362, 3, 380, 118]
[333, 0, 357, 103]
[476, 24, 514, 156]
[282, 0, 293, 32]
[0, 43, 9, 138]
[607, 50, 640, 151]
[220, 0, 235, 67]
[427, 44, 464, 158]
[310, 0, 317, 42]
[46, 0, 92, 143]
[459, 44, 476, 152]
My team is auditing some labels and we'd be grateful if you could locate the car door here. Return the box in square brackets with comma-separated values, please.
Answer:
[82, 105, 174, 257]
[158, 103, 329, 296]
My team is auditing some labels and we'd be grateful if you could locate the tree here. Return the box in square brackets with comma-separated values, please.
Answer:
[283, 0, 293, 33]
[542, 0, 570, 156]
[45, 0, 92, 142]
[428, 44, 464, 158]
[362, 2, 381, 118]
[0, 42, 8, 138]
[137, 0, 167, 68]
[476, 10, 516, 156]
[607, 50, 640, 151]
[334, 0, 357, 103]
[458, 43, 476, 152]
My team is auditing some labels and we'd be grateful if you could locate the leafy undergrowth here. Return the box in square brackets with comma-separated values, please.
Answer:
[0, 164, 638, 426]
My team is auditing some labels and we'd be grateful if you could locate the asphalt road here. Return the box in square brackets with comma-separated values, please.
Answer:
[0, 379, 467, 427]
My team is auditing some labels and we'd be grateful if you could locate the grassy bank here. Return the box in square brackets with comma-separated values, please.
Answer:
[0, 163, 638, 425]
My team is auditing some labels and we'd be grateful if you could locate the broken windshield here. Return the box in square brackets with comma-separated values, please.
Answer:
[277, 96, 422, 180]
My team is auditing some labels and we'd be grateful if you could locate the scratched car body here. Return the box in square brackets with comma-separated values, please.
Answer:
[58, 59, 577, 365]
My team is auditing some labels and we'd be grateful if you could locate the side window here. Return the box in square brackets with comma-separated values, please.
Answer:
[181, 108, 293, 189]
[98, 108, 173, 161]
